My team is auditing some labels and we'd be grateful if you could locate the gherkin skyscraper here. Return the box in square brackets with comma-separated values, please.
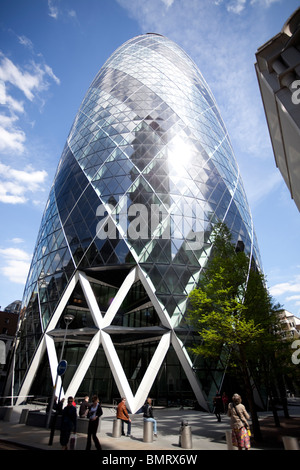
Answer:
[11, 34, 261, 412]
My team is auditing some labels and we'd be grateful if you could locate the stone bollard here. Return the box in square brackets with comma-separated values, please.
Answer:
[282, 436, 300, 450]
[112, 418, 122, 438]
[143, 420, 153, 442]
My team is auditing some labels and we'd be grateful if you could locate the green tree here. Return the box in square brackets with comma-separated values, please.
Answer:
[188, 223, 284, 441]
[241, 268, 291, 423]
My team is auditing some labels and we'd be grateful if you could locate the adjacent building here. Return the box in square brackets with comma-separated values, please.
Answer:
[0, 306, 19, 397]
[255, 7, 300, 211]
[8, 33, 261, 412]
[279, 309, 300, 339]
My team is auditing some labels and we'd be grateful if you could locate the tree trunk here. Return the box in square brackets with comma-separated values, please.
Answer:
[277, 374, 290, 419]
[239, 348, 262, 442]
[269, 390, 281, 427]
[243, 376, 262, 442]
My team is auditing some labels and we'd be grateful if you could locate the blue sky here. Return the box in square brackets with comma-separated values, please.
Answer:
[0, 0, 299, 315]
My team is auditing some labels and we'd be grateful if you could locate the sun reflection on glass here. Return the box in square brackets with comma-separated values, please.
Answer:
[168, 136, 192, 173]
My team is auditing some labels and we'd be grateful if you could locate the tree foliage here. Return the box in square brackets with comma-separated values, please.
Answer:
[188, 223, 268, 362]
[187, 222, 286, 440]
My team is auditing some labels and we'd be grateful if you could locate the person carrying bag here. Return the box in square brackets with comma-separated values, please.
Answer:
[227, 393, 251, 450]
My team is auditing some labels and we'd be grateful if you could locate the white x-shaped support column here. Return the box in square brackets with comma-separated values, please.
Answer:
[16, 266, 208, 412]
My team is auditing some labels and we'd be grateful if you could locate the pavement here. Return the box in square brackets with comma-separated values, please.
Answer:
[0, 399, 300, 454]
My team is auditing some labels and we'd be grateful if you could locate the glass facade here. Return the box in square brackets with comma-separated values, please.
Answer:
[12, 34, 261, 412]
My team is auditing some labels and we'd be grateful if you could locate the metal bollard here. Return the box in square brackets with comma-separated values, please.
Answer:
[143, 420, 153, 442]
[282, 436, 300, 450]
[179, 421, 192, 449]
[112, 418, 122, 438]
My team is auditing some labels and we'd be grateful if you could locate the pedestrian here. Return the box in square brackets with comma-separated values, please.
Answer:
[143, 398, 157, 437]
[116, 397, 132, 436]
[222, 392, 229, 413]
[79, 396, 90, 418]
[86, 395, 103, 450]
[213, 391, 222, 422]
[60, 396, 77, 450]
[227, 393, 251, 450]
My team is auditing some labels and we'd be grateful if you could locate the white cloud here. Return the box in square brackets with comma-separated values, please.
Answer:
[11, 238, 25, 244]
[270, 276, 300, 297]
[68, 9, 77, 19]
[286, 295, 300, 302]
[17, 35, 34, 50]
[217, 0, 282, 10]
[161, 0, 174, 8]
[0, 80, 24, 114]
[48, 0, 59, 19]
[0, 163, 47, 187]
[0, 162, 47, 204]
[268, 273, 300, 315]
[0, 55, 40, 101]
[227, 0, 247, 14]
[0, 247, 31, 261]
[0, 54, 60, 101]
[250, 0, 281, 7]
[0, 120, 26, 153]
[48, 0, 78, 22]
[1, 260, 30, 284]
[0, 79, 26, 152]
[243, 169, 283, 206]
[0, 49, 60, 155]
[0, 247, 31, 285]
[44, 64, 60, 86]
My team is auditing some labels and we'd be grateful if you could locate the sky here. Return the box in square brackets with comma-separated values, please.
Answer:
[0, 0, 299, 316]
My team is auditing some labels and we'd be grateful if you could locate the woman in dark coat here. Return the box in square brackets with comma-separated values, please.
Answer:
[86, 395, 103, 450]
[60, 396, 77, 450]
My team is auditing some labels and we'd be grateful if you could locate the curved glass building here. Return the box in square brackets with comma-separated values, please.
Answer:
[11, 34, 261, 412]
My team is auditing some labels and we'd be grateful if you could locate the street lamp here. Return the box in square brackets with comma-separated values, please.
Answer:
[46, 313, 74, 434]
[59, 314, 75, 362]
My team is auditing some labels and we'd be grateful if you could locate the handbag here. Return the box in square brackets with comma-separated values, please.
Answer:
[232, 403, 251, 436]
[69, 432, 77, 450]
